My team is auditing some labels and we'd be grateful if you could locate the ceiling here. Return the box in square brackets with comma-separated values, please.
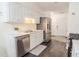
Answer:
[19, 2, 69, 13]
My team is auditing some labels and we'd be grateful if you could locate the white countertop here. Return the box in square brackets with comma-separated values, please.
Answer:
[7, 30, 43, 37]
[15, 32, 30, 37]
[14, 30, 43, 37]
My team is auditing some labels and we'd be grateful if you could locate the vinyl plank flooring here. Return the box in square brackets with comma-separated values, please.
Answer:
[39, 39, 67, 57]
[23, 37, 67, 57]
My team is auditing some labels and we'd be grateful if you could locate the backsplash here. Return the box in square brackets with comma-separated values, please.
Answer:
[10, 23, 36, 32]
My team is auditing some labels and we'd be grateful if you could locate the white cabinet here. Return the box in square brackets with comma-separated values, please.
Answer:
[9, 3, 24, 23]
[34, 14, 40, 24]
[0, 2, 24, 23]
[9, 3, 40, 23]
[24, 8, 40, 24]
[0, 2, 40, 23]
[0, 2, 9, 22]
[30, 30, 43, 50]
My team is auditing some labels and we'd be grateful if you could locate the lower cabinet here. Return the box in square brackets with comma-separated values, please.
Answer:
[30, 30, 43, 50]
[16, 30, 43, 57]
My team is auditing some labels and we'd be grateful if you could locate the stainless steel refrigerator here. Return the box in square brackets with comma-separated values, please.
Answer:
[37, 17, 51, 42]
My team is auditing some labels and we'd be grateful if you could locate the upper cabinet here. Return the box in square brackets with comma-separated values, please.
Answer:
[0, 2, 40, 24]
[9, 3, 24, 23]
[0, 2, 9, 22]
[9, 3, 40, 23]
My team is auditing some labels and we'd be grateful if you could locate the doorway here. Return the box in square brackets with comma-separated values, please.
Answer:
[51, 13, 67, 36]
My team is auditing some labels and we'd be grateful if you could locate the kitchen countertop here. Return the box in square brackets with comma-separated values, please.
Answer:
[13, 30, 43, 37]
[15, 32, 30, 37]
[15, 30, 43, 37]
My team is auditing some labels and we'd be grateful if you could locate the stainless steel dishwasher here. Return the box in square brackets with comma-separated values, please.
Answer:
[16, 34, 30, 57]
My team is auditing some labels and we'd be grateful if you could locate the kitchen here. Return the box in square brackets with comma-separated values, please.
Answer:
[0, 2, 51, 57]
[0, 2, 79, 57]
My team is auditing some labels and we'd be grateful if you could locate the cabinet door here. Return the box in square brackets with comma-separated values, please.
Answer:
[9, 3, 40, 23]
[34, 12, 40, 24]
[9, 3, 24, 23]
[30, 30, 43, 50]
[35, 16, 40, 24]
[0, 2, 9, 22]
[24, 9, 40, 24]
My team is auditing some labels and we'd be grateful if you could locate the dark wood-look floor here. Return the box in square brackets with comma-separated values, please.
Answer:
[23, 39, 67, 57]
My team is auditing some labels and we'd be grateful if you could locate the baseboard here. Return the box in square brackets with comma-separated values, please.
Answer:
[51, 35, 67, 38]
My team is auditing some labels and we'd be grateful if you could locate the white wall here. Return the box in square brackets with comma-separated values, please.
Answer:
[51, 12, 68, 36]
[40, 11, 51, 17]
[0, 2, 9, 57]
[40, 11, 68, 36]
[68, 2, 79, 35]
